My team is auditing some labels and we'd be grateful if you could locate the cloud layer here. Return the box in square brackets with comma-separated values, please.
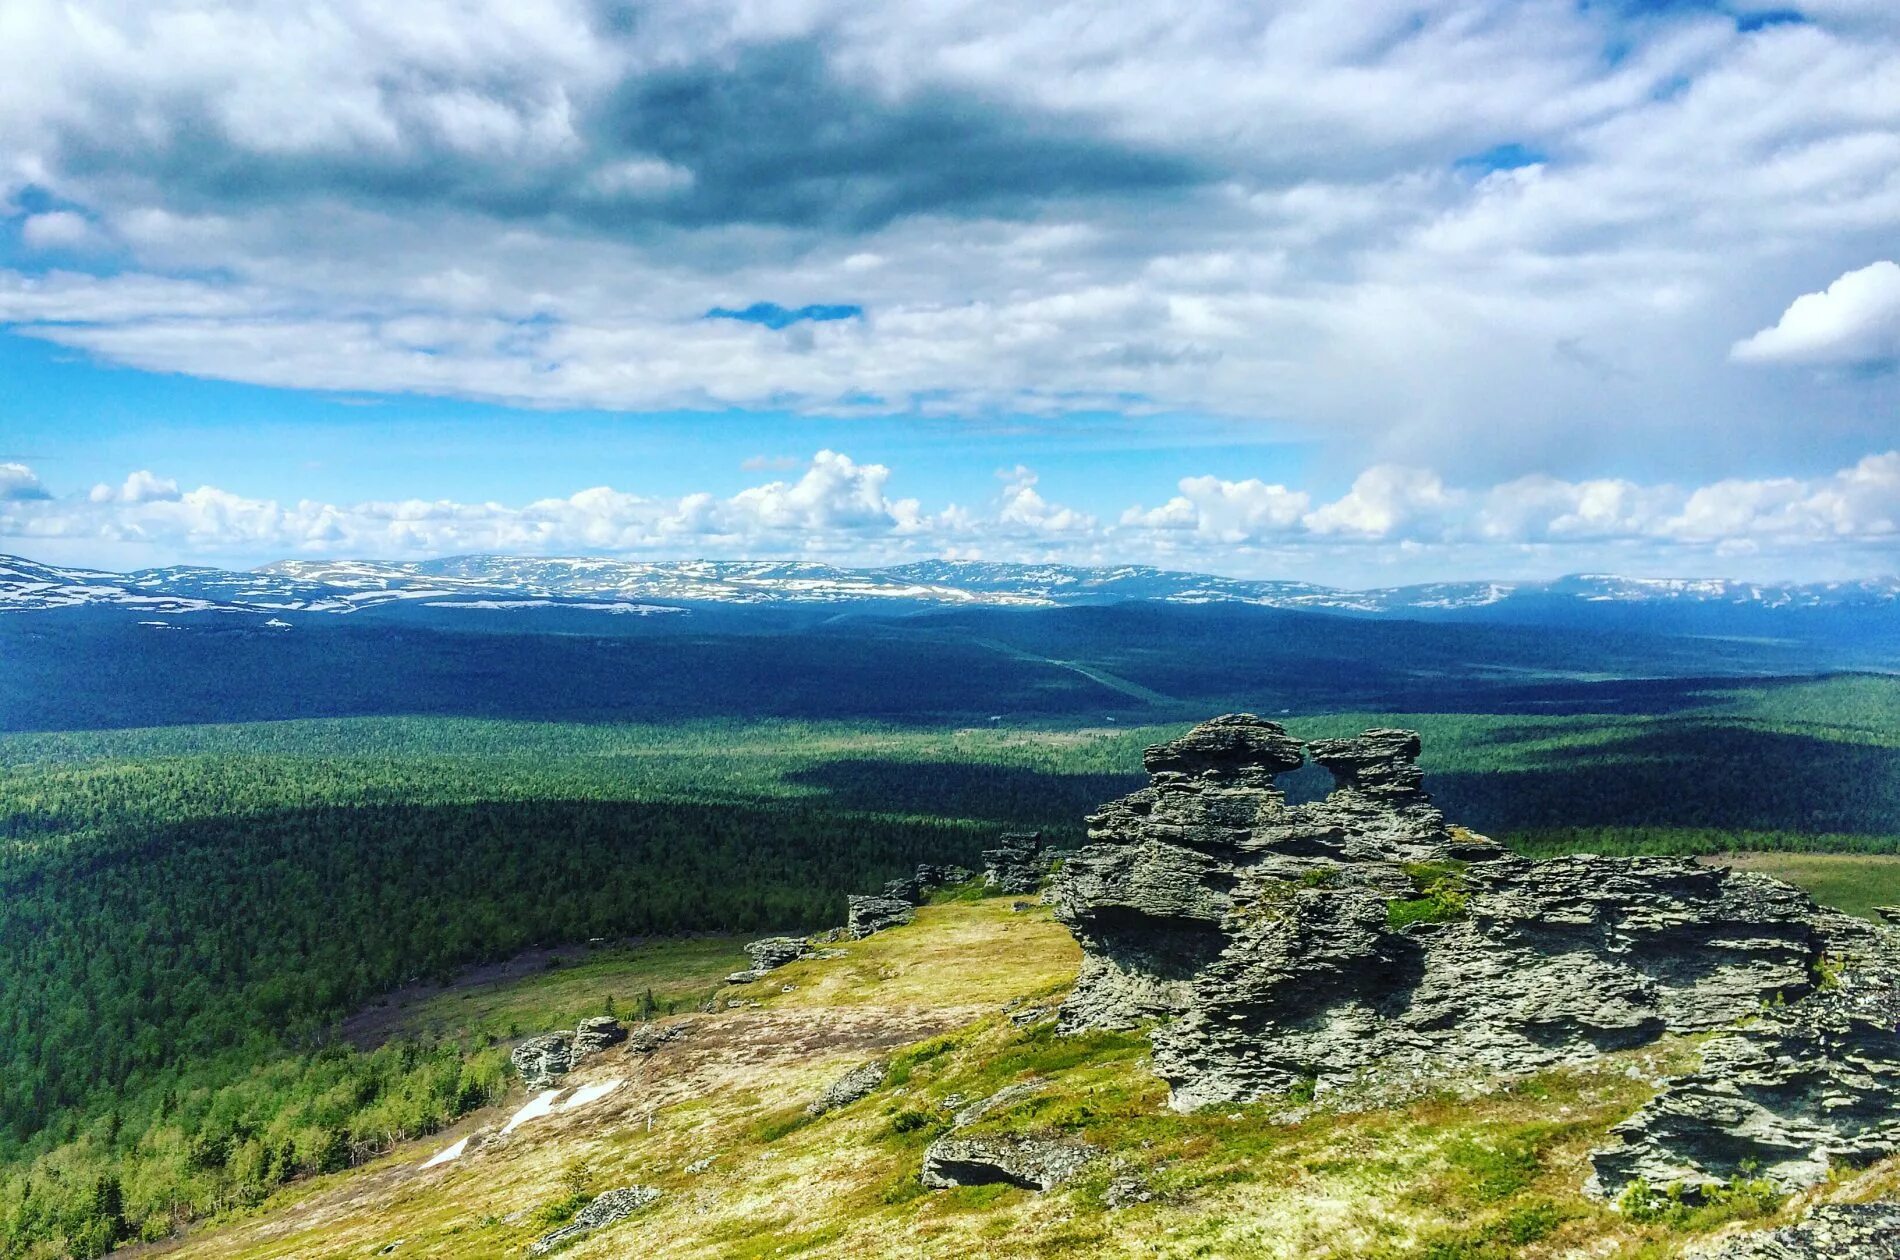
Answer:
[1, 0, 1896, 482]
[5, 450, 1893, 581]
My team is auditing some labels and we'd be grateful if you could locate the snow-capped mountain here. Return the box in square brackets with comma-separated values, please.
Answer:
[1, 552, 1895, 617]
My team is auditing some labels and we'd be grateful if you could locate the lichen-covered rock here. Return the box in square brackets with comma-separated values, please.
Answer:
[1590, 936, 1900, 1199]
[527, 1186, 661, 1255]
[510, 1034, 572, 1092]
[983, 831, 1048, 894]
[1684, 1202, 1900, 1258]
[920, 1135, 1099, 1192]
[846, 895, 914, 939]
[1055, 714, 1895, 1118]
[626, 1021, 688, 1054]
[806, 1059, 888, 1116]
[571, 1015, 626, 1059]
[744, 936, 809, 972]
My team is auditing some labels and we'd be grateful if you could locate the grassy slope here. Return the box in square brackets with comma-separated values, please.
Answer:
[155, 894, 1900, 1260]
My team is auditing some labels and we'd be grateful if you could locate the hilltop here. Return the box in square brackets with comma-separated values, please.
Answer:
[103, 720, 1900, 1260]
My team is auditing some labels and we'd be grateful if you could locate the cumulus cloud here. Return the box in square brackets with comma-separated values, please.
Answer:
[1302, 466, 1459, 538]
[6, 451, 1895, 580]
[0, 463, 51, 501]
[1732, 261, 1900, 368]
[0, 1, 1895, 478]
[1122, 476, 1309, 541]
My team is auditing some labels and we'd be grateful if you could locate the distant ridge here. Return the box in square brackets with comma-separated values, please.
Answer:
[2, 552, 1896, 616]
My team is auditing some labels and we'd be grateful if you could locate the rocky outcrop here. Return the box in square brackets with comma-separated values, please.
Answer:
[510, 1034, 573, 1092]
[983, 832, 1047, 894]
[729, 935, 813, 983]
[512, 1016, 628, 1089]
[920, 1135, 1100, 1192]
[1590, 936, 1900, 1199]
[1054, 715, 1899, 1143]
[806, 1059, 888, 1117]
[846, 895, 914, 939]
[572, 1015, 626, 1059]
[1685, 1203, 1900, 1258]
[527, 1186, 661, 1255]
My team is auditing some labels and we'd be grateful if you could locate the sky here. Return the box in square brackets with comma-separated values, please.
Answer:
[1, 0, 1896, 585]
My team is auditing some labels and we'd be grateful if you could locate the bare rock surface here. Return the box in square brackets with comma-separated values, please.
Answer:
[983, 831, 1048, 894]
[571, 1015, 626, 1059]
[920, 1135, 1100, 1192]
[1685, 1202, 1900, 1258]
[527, 1186, 661, 1255]
[1590, 936, 1900, 1198]
[806, 1059, 888, 1116]
[509, 1034, 573, 1092]
[846, 895, 915, 939]
[1054, 714, 1900, 1198]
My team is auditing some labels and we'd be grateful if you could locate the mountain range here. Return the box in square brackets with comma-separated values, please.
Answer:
[5, 552, 1896, 619]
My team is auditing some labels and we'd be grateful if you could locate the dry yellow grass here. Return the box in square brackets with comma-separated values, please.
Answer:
[149, 897, 1897, 1260]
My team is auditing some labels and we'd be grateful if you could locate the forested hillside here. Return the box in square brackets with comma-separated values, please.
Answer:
[2, 676, 1897, 1255]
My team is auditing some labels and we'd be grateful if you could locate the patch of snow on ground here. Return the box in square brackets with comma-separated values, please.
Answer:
[502, 1089, 564, 1134]
[559, 1079, 623, 1110]
[422, 1136, 469, 1168]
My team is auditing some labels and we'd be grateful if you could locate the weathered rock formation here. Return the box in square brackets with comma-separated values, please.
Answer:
[984, 831, 1047, 894]
[920, 1135, 1100, 1192]
[1054, 715, 1900, 1202]
[1685, 1203, 1900, 1258]
[1591, 936, 1900, 1198]
[510, 1016, 627, 1089]
[571, 1015, 626, 1059]
[527, 1185, 661, 1255]
[846, 894, 915, 939]
[510, 1034, 574, 1092]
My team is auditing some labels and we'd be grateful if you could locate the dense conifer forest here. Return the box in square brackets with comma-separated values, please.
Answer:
[2, 675, 1896, 1255]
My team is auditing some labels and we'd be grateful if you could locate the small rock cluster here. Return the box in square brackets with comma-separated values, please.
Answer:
[527, 1185, 661, 1255]
[1053, 713, 1900, 1205]
[510, 1016, 629, 1090]
[727, 862, 990, 985]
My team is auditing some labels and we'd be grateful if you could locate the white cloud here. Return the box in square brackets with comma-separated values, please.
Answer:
[19, 210, 98, 251]
[1303, 466, 1459, 538]
[1122, 476, 1309, 541]
[0, 1, 1894, 480]
[996, 467, 1095, 534]
[1731, 260, 1900, 367]
[0, 462, 51, 501]
[8, 451, 1894, 579]
[90, 470, 183, 504]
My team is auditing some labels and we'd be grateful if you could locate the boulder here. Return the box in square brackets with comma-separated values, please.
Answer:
[983, 831, 1048, 894]
[510, 1034, 572, 1092]
[626, 1022, 687, 1054]
[920, 1135, 1100, 1192]
[744, 936, 808, 972]
[846, 895, 914, 939]
[1054, 714, 1900, 1130]
[1684, 1202, 1900, 1258]
[806, 1059, 888, 1117]
[571, 1015, 626, 1059]
[527, 1186, 661, 1255]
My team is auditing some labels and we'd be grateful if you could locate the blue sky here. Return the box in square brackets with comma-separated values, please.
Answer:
[1, 0, 1896, 583]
